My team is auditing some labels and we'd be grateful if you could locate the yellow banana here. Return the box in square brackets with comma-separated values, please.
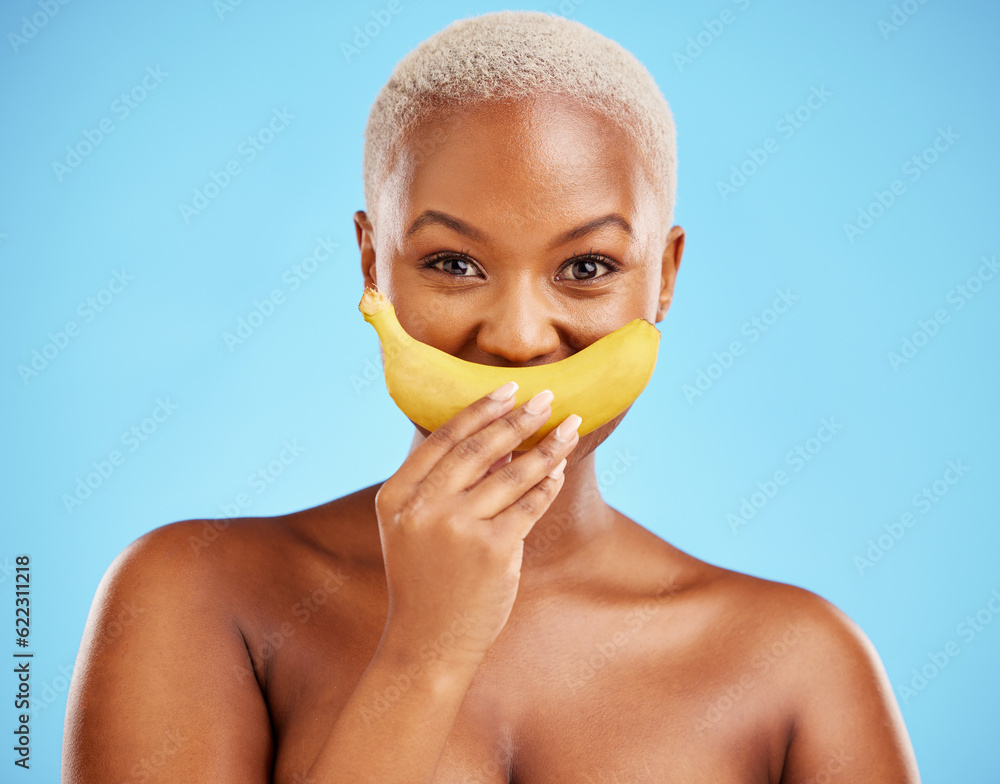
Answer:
[358, 287, 660, 452]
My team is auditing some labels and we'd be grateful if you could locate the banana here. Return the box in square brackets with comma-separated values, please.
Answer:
[358, 286, 660, 452]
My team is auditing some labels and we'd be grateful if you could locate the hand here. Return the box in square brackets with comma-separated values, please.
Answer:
[374, 382, 581, 667]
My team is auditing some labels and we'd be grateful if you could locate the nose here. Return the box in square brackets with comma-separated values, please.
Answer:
[473, 285, 562, 366]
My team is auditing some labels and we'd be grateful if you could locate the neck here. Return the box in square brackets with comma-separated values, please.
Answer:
[406, 429, 617, 582]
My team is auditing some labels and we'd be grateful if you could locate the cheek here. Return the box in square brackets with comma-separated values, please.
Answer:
[384, 268, 487, 350]
[405, 300, 458, 346]
[388, 284, 471, 353]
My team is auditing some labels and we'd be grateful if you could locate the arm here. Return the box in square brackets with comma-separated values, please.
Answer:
[63, 385, 575, 782]
[303, 622, 483, 782]
[778, 591, 921, 784]
[62, 521, 275, 782]
[301, 386, 576, 782]
[61, 520, 487, 784]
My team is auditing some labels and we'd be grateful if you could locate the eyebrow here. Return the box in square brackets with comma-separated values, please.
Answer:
[405, 209, 634, 249]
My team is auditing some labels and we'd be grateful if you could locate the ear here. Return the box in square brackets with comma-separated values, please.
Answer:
[656, 225, 685, 323]
[355, 210, 377, 290]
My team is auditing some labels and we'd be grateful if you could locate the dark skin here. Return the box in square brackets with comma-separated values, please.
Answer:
[62, 93, 921, 783]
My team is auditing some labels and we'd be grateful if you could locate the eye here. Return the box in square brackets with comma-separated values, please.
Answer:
[421, 251, 481, 277]
[419, 249, 621, 283]
[558, 253, 621, 283]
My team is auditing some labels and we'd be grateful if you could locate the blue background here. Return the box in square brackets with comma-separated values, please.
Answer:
[2, 0, 997, 781]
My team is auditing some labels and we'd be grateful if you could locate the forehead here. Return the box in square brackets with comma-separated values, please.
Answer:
[379, 93, 659, 244]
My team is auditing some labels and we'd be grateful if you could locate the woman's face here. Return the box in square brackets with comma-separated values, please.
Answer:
[356, 92, 684, 455]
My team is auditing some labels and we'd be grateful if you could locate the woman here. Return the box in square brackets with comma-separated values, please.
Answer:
[62, 11, 921, 783]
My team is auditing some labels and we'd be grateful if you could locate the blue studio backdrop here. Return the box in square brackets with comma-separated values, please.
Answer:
[2, 1, 998, 781]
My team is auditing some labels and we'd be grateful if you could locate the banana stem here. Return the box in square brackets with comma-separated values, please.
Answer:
[358, 286, 390, 316]
[359, 287, 417, 358]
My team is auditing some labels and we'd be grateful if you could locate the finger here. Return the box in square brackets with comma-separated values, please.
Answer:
[463, 413, 580, 519]
[392, 381, 520, 488]
[487, 452, 512, 475]
[464, 451, 512, 494]
[490, 460, 568, 541]
[421, 389, 559, 496]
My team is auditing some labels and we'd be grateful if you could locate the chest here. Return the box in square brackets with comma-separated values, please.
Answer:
[252, 577, 785, 784]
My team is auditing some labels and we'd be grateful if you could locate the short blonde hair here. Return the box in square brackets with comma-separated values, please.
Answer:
[362, 10, 677, 236]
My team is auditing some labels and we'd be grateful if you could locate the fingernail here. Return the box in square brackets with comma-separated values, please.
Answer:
[554, 414, 582, 441]
[486, 452, 512, 475]
[525, 389, 554, 415]
[488, 381, 518, 401]
[547, 457, 567, 479]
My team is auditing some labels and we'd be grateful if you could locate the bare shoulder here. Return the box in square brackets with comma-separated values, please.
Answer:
[676, 560, 889, 692]
[597, 518, 880, 674]
[685, 562, 920, 782]
[83, 518, 248, 632]
[701, 565, 862, 633]
[94, 514, 290, 605]
[707, 567, 883, 675]
[616, 528, 881, 678]
[63, 487, 383, 784]
[69, 513, 304, 690]
[96, 479, 384, 631]
[108, 479, 383, 592]
[64, 517, 276, 783]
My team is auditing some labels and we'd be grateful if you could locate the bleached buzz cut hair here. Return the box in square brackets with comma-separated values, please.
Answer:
[362, 10, 678, 237]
